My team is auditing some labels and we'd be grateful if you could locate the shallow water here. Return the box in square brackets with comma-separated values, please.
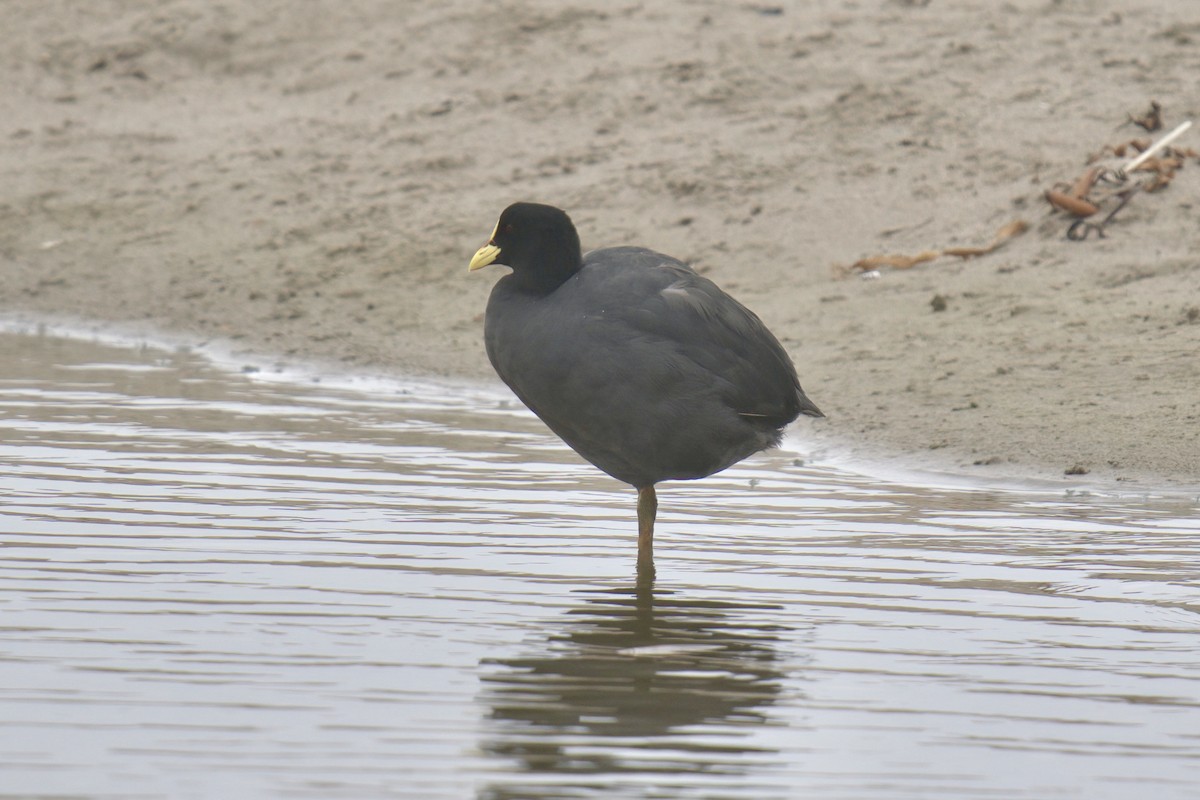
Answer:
[1, 327, 1199, 800]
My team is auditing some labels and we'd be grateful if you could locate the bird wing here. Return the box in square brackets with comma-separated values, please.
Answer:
[579, 247, 815, 425]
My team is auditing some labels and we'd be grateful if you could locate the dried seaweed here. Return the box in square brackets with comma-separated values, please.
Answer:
[1046, 110, 1194, 239]
[837, 220, 1027, 276]
[836, 104, 1194, 275]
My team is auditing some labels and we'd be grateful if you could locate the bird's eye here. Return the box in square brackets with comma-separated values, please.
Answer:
[503, 223, 514, 235]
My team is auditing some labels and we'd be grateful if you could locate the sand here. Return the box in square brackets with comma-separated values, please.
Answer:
[3, 0, 1199, 488]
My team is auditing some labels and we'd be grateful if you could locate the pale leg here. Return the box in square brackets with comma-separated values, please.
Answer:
[636, 485, 657, 579]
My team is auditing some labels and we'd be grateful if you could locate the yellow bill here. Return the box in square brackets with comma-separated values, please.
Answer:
[468, 221, 501, 271]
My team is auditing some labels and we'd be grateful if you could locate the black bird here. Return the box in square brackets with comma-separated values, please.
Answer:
[469, 202, 822, 577]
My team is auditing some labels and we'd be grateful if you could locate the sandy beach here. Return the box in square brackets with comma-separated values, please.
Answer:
[3, 0, 1198, 488]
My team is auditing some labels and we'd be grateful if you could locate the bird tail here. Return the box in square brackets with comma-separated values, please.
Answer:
[796, 390, 824, 419]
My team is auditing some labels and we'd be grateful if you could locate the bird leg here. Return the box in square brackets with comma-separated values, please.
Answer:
[636, 485, 657, 579]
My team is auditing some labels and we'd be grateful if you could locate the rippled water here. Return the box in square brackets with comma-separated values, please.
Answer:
[1, 326, 1199, 800]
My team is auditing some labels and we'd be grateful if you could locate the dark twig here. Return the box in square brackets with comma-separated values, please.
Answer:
[1066, 187, 1140, 240]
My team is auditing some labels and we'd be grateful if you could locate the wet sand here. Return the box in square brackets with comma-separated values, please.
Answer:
[3, 0, 1198, 487]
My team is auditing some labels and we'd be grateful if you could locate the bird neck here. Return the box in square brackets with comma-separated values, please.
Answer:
[512, 237, 582, 295]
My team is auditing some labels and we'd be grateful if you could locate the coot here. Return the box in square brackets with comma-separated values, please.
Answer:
[469, 202, 822, 577]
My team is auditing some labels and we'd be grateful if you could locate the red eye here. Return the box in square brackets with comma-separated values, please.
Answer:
[503, 224, 514, 235]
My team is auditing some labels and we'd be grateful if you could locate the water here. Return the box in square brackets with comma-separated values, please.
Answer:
[1, 326, 1199, 800]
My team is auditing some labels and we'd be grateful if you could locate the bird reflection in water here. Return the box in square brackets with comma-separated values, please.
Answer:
[478, 580, 796, 799]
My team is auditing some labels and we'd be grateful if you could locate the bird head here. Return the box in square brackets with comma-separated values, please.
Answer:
[469, 202, 582, 293]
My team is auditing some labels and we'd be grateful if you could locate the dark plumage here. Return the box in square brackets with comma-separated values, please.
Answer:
[469, 202, 822, 577]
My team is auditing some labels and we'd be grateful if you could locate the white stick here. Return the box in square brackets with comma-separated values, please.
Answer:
[1118, 119, 1193, 179]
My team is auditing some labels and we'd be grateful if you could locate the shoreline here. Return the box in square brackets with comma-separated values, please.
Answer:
[5, 311, 1196, 501]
